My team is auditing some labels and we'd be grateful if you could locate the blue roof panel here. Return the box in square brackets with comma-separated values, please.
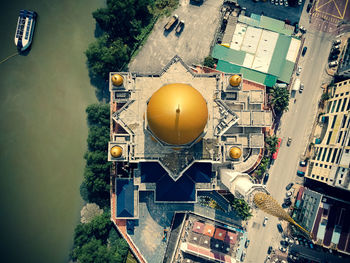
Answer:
[116, 179, 134, 217]
[156, 174, 195, 202]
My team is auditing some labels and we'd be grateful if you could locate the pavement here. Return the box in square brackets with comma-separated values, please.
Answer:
[129, 0, 223, 73]
[236, 0, 304, 24]
[244, 1, 334, 262]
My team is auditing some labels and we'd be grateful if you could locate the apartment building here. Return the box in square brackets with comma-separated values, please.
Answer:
[306, 79, 350, 191]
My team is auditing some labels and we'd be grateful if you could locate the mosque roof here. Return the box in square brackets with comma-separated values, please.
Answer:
[147, 83, 208, 145]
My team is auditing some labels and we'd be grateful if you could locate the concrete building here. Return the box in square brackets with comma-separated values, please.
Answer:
[294, 188, 350, 255]
[212, 14, 301, 86]
[306, 79, 350, 191]
[108, 56, 272, 262]
[337, 38, 350, 78]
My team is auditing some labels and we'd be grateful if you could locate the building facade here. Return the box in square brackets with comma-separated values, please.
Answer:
[306, 79, 350, 191]
[337, 38, 350, 78]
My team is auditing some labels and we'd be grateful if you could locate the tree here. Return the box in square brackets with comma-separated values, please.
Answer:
[321, 92, 330, 102]
[230, 198, 252, 220]
[203, 55, 216, 68]
[77, 239, 113, 263]
[86, 103, 110, 127]
[85, 35, 130, 81]
[270, 86, 290, 115]
[87, 125, 110, 152]
[265, 135, 279, 154]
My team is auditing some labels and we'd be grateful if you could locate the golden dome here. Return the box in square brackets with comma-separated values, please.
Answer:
[147, 83, 208, 145]
[111, 74, 123, 86]
[110, 145, 123, 158]
[229, 147, 242, 159]
[229, 74, 241, 86]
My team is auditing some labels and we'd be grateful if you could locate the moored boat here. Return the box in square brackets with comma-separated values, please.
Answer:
[14, 10, 37, 52]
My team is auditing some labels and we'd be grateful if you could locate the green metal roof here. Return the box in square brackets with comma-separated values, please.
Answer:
[268, 35, 291, 76]
[279, 60, 294, 83]
[216, 60, 277, 87]
[212, 44, 245, 65]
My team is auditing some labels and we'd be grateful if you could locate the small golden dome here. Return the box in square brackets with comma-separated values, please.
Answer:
[229, 147, 241, 159]
[147, 83, 208, 145]
[229, 75, 241, 86]
[110, 145, 123, 158]
[111, 74, 123, 86]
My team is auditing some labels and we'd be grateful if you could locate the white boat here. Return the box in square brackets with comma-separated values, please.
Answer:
[14, 10, 37, 52]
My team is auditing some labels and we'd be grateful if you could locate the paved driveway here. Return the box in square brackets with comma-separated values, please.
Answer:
[129, 0, 223, 73]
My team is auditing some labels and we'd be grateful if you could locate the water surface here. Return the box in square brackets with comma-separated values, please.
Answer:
[0, 1, 103, 262]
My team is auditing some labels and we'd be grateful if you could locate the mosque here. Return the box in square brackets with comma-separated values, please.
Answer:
[108, 55, 272, 218]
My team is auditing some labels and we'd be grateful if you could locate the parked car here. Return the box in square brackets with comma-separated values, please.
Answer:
[175, 20, 185, 34]
[306, 3, 312, 12]
[277, 223, 284, 233]
[299, 83, 304, 93]
[329, 61, 338, 67]
[299, 161, 307, 167]
[280, 240, 289, 246]
[245, 239, 250, 248]
[287, 137, 292, 146]
[241, 251, 246, 261]
[279, 246, 287, 252]
[279, 0, 283, 5]
[263, 217, 269, 226]
[302, 47, 307, 56]
[286, 182, 294, 190]
[286, 190, 293, 197]
[282, 199, 292, 208]
[263, 173, 269, 184]
[333, 39, 341, 45]
[296, 66, 302, 75]
[298, 0, 303, 5]
[299, 26, 306, 33]
[331, 48, 340, 55]
[284, 0, 288, 7]
[268, 246, 273, 254]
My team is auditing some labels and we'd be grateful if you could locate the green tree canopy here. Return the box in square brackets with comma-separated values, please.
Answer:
[86, 103, 110, 127]
[270, 86, 290, 115]
[85, 35, 130, 80]
[203, 55, 216, 68]
[265, 135, 279, 154]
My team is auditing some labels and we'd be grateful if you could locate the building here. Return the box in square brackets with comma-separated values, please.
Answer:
[164, 212, 247, 263]
[306, 79, 350, 190]
[108, 56, 272, 262]
[337, 38, 350, 78]
[294, 188, 350, 255]
[212, 14, 301, 86]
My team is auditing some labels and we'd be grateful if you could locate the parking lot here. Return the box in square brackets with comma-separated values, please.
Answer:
[128, 0, 223, 73]
[236, 0, 304, 25]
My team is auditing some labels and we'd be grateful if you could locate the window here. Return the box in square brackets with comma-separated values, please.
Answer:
[326, 148, 333, 162]
[337, 131, 343, 143]
[315, 163, 319, 166]
[317, 176, 320, 179]
[325, 165, 328, 168]
[341, 98, 348, 112]
[321, 177, 324, 180]
[326, 178, 328, 181]
[342, 115, 347, 128]
[312, 174, 315, 178]
[317, 148, 323, 160]
[320, 164, 323, 167]
[339, 180, 342, 184]
[336, 94, 339, 97]
[331, 116, 338, 128]
[346, 149, 350, 153]
[336, 99, 343, 112]
[326, 132, 332, 145]
[331, 149, 338, 163]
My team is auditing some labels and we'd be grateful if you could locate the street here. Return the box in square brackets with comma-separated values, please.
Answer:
[245, 1, 334, 262]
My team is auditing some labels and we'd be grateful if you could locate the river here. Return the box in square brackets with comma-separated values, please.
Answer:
[0, 1, 103, 262]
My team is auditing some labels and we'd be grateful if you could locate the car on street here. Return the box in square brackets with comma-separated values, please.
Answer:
[299, 26, 306, 33]
[263, 217, 269, 226]
[245, 239, 250, 248]
[306, 3, 312, 12]
[287, 137, 292, 146]
[298, 0, 303, 5]
[331, 48, 340, 55]
[329, 61, 338, 67]
[302, 47, 307, 56]
[267, 246, 273, 254]
[271, 0, 275, 4]
[299, 161, 307, 167]
[296, 66, 302, 75]
[286, 190, 293, 197]
[333, 39, 341, 45]
[280, 240, 289, 246]
[279, 0, 283, 5]
[299, 83, 304, 93]
[284, 0, 288, 7]
[241, 251, 246, 261]
[279, 246, 287, 252]
[277, 223, 284, 233]
[286, 182, 294, 190]
[263, 173, 269, 184]
[282, 199, 292, 208]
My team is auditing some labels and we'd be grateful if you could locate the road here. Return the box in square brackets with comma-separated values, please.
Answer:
[245, 2, 334, 263]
